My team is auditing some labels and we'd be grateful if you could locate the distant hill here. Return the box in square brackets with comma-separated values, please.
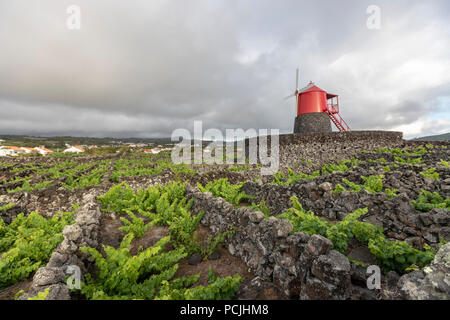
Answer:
[0, 134, 177, 149]
[412, 132, 450, 141]
[0, 134, 213, 150]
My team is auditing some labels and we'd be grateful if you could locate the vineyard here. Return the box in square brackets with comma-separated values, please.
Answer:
[0, 134, 449, 300]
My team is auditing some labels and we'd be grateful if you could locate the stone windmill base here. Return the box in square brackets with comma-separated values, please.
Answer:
[294, 112, 332, 134]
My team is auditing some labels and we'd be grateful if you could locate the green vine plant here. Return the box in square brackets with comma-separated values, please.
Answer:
[412, 190, 450, 212]
[78, 233, 242, 300]
[273, 168, 320, 186]
[119, 210, 157, 238]
[0, 206, 77, 289]
[27, 287, 50, 300]
[440, 159, 449, 168]
[0, 203, 15, 212]
[7, 180, 33, 193]
[97, 182, 138, 213]
[250, 200, 271, 220]
[334, 175, 398, 199]
[80, 181, 245, 300]
[109, 157, 195, 183]
[98, 180, 238, 261]
[277, 196, 434, 273]
[333, 183, 346, 194]
[208, 267, 217, 284]
[419, 168, 439, 181]
[272, 158, 360, 186]
[394, 156, 423, 166]
[202, 229, 235, 258]
[375, 146, 427, 157]
[197, 178, 254, 205]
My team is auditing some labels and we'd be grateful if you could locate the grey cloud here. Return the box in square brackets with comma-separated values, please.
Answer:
[0, 0, 449, 138]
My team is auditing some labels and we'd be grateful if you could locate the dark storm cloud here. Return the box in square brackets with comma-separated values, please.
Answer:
[0, 0, 449, 138]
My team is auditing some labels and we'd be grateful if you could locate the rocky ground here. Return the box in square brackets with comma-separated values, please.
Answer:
[0, 131, 449, 300]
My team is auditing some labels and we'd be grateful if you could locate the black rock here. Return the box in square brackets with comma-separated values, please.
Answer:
[208, 251, 221, 261]
[385, 271, 400, 288]
[188, 253, 203, 265]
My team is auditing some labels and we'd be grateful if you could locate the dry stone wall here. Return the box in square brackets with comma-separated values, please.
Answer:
[241, 179, 449, 250]
[185, 184, 450, 300]
[18, 193, 102, 300]
[245, 131, 404, 170]
[186, 184, 358, 299]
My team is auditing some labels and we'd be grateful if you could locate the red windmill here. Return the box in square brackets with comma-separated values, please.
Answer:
[285, 68, 350, 133]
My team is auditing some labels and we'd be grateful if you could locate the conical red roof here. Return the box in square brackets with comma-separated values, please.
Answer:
[299, 83, 326, 94]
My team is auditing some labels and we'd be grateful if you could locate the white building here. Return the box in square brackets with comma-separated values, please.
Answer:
[63, 145, 85, 153]
[0, 146, 25, 156]
[21, 147, 35, 154]
[0, 148, 9, 156]
[34, 146, 53, 156]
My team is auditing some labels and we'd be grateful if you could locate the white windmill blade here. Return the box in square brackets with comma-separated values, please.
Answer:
[296, 68, 299, 90]
[284, 93, 296, 100]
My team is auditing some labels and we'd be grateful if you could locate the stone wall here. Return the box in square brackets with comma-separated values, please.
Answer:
[245, 130, 403, 148]
[241, 169, 450, 249]
[397, 243, 450, 300]
[185, 184, 357, 299]
[19, 193, 101, 300]
[244, 131, 404, 170]
[185, 184, 450, 300]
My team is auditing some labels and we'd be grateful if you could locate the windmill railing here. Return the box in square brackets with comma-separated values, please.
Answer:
[327, 103, 339, 114]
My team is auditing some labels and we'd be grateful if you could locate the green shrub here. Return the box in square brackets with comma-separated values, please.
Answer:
[197, 178, 254, 205]
[394, 156, 422, 165]
[79, 235, 242, 300]
[119, 210, 156, 238]
[28, 288, 50, 300]
[97, 182, 138, 213]
[250, 200, 271, 219]
[277, 197, 434, 273]
[440, 159, 449, 168]
[273, 158, 359, 186]
[420, 168, 439, 180]
[376, 146, 427, 156]
[0, 203, 15, 212]
[0, 208, 75, 289]
[333, 184, 346, 194]
[273, 168, 320, 186]
[343, 175, 383, 194]
[384, 188, 398, 199]
[412, 190, 450, 212]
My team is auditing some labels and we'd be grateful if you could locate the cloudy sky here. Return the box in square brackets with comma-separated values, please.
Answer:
[0, 0, 449, 139]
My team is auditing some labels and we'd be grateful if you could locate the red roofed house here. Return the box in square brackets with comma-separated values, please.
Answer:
[0, 146, 25, 156]
[63, 145, 85, 153]
[34, 146, 53, 155]
[22, 147, 37, 154]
